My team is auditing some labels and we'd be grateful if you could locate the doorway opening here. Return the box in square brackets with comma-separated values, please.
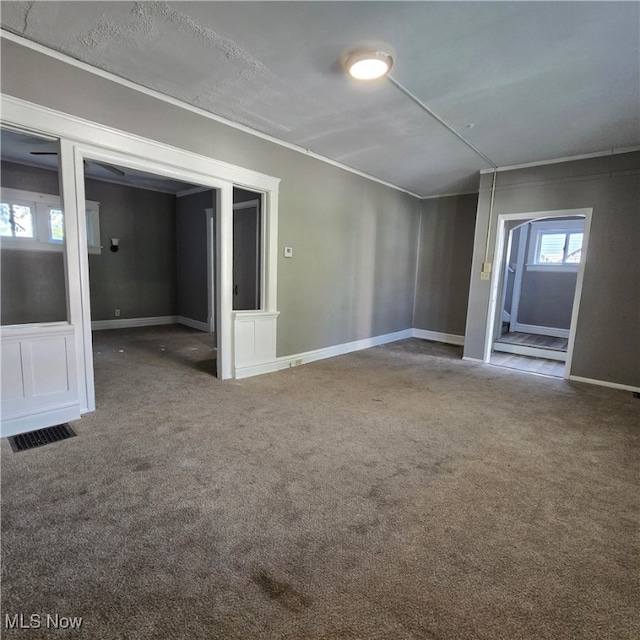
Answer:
[233, 187, 262, 311]
[80, 158, 220, 389]
[485, 209, 592, 378]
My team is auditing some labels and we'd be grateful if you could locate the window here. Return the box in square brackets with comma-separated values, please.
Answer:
[48, 208, 64, 243]
[527, 218, 585, 272]
[0, 188, 100, 254]
[0, 202, 35, 238]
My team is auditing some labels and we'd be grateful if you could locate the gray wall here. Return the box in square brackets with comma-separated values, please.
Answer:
[85, 180, 177, 321]
[0, 39, 421, 356]
[518, 274, 576, 331]
[1, 161, 178, 322]
[413, 193, 477, 336]
[465, 151, 640, 387]
[1, 249, 67, 324]
[176, 190, 213, 324]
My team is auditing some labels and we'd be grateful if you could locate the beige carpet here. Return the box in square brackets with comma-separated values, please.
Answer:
[1, 326, 638, 639]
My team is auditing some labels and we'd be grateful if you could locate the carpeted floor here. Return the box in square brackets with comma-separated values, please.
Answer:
[1, 326, 638, 640]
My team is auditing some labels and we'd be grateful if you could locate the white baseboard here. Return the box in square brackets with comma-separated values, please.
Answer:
[512, 323, 570, 339]
[235, 329, 413, 379]
[569, 376, 640, 393]
[177, 316, 210, 332]
[1, 403, 81, 438]
[91, 316, 178, 330]
[493, 342, 566, 362]
[412, 329, 465, 346]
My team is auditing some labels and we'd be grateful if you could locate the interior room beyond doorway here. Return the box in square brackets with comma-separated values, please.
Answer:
[487, 211, 589, 379]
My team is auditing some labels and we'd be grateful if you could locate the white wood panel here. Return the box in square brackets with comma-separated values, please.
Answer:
[1, 342, 25, 400]
[254, 318, 276, 359]
[30, 338, 70, 395]
[233, 311, 279, 371]
[1, 324, 80, 436]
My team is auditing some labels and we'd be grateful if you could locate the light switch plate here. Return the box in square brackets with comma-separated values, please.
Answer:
[284, 246, 293, 258]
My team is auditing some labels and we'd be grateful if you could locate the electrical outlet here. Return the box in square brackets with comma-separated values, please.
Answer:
[115, 309, 121, 317]
[480, 272, 490, 281]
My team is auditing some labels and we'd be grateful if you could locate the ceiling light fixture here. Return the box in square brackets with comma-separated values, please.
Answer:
[346, 50, 393, 80]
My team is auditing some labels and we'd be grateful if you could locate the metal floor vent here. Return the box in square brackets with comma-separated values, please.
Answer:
[9, 424, 76, 453]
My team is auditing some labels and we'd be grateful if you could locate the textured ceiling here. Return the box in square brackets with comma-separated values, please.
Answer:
[1, 1, 639, 197]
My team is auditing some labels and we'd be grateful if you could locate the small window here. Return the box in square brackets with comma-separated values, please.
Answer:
[527, 218, 585, 271]
[49, 208, 64, 243]
[1, 202, 35, 238]
[0, 188, 100, 254]
[535, 231, 583, 265]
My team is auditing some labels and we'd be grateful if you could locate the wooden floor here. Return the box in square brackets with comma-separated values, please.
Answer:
[489, 351, 565, 378]
[496, 331, 568, 352]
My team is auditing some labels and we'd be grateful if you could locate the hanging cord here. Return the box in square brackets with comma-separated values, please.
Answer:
[387, 75, 497, 169]
[484, 169, 498, 268]
[386, 74, 498, 275]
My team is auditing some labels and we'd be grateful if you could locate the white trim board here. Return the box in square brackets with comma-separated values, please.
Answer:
[235, 329, 414, 379]
[91, 316, 178, 331]
[0, 29, 420, 199]
[479, 146, 640, 174]
[412, 329, 465, 346]
[421, 190, 479, 201]
[492, 342, 566, 362]
[510, 324, 570, 340]
[178, 316, 210, 333]
[1, 404, 81, 439]
[569, 376, 640, 394]
[235, 328, 466, 380]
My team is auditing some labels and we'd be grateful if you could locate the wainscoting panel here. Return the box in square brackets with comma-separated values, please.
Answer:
[233, 311, 279, 374]
[1, 323, 81, 437]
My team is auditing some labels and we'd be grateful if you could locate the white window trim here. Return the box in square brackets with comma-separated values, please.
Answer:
[526, 218, 584, 272]
[0, 187, 101, 254]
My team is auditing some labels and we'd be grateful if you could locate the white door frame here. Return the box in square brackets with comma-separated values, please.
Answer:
[484, 208, 593, 378]
[1, 95, 280, 419]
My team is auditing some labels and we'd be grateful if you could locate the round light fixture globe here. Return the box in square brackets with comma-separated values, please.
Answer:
[346, 51, 393, 80]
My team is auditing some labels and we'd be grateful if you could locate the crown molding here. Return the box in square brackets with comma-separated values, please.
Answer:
[479, 146, 640, 175]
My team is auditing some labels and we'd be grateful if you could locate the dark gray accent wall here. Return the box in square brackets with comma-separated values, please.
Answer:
[1, 159, 60, 193]
[233, 187, 260, 204]
[0, 40, 421, 356]
[466, 151, 640, 387]
[176, 190, 213, 324]
[1, 161, 178, 322]
[1, 249, 67, 324]
[85, 180, 177, 321]
[413, 193, 478, 336]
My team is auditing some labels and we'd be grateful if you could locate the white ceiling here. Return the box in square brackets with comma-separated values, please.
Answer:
[2, 1, 638, 198]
